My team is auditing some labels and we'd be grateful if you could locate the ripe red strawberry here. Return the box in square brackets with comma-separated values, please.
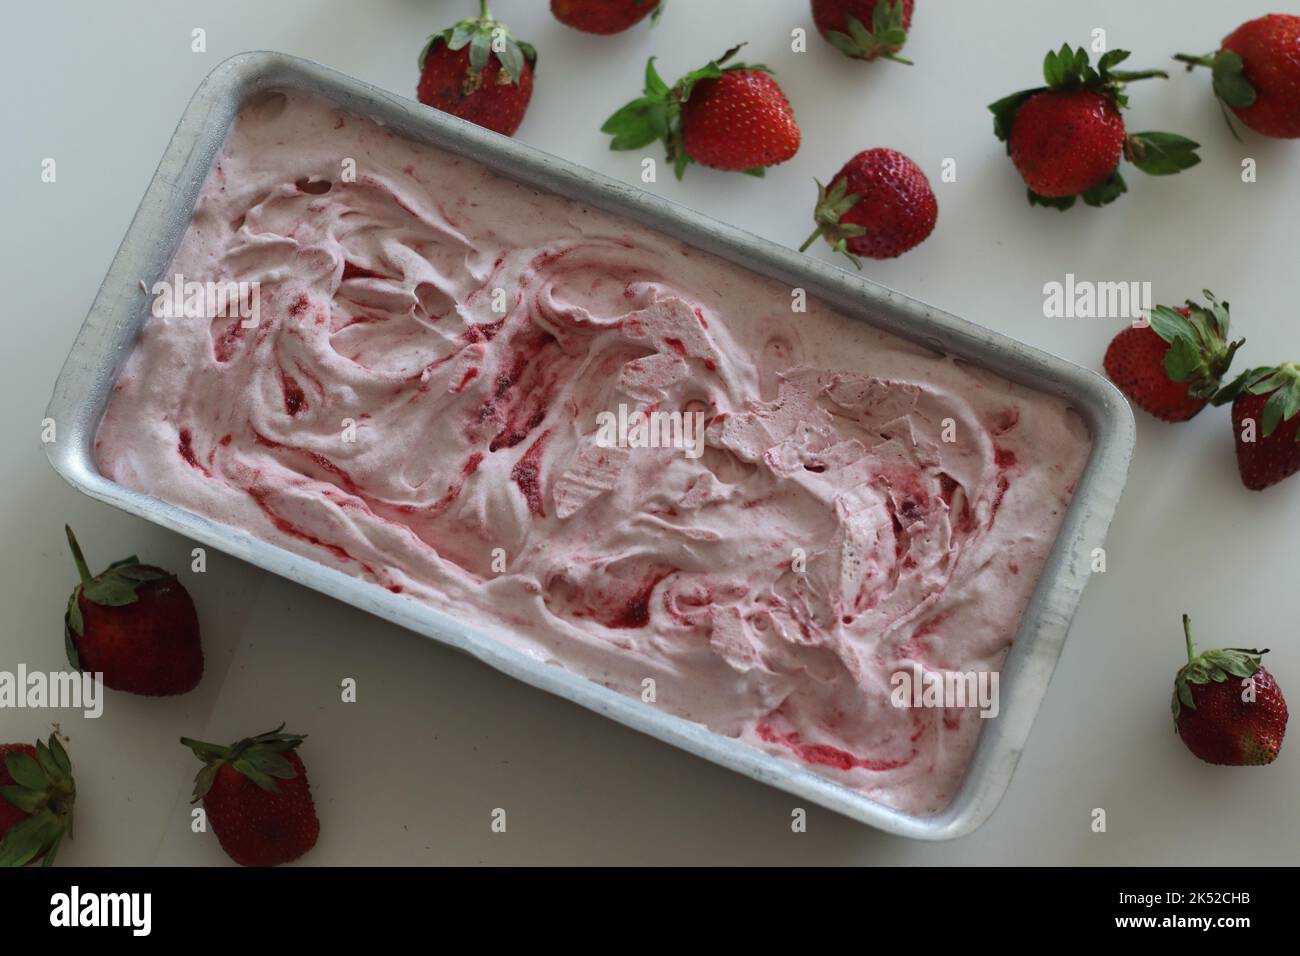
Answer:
[1103, 292, 1242, 422]
[811, 0, 914, 64]
[181, 725, 319, 867]
[64, 526, 203, 696]
[602, 45, 800, 178]
[1175, 14, 1300, 139]
[417, 1, 537, 137]
[552, 0, 663, 35]
[1011, 90, 1126, 197]
[799, 148, 937, 264]
[1173, 615, 1288, 765]
[990, 45, 1200, 209]
[0, 732, 76, 867]
[1214, 363, 1300, 490]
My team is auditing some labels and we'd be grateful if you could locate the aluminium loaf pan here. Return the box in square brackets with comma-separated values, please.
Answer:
[45, 51, 1135, 840]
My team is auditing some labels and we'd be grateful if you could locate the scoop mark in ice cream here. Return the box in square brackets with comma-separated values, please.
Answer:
[94, 92, 1091, 815]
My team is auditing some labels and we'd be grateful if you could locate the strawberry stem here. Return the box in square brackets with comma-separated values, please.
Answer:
[1111, 68, 1169, 82]
[798, 227, 824, 254]
[1183, 613, 1196, 664]
[1172, 53, 1216, 71]
[65, 525, 93, 587]
[479, 0, 490, 20]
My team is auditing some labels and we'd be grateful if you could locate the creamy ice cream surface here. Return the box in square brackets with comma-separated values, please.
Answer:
[95, 90, 1091, 815]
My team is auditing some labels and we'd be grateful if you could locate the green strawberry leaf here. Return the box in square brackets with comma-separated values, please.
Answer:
[81, 574, 142, 606]
[1183, 305, 1215, 346]
[1097, 50, 1131, 75]
[1211, 51, 1256, 108]
[468, 31, 491, 73]
[231, 758, 281, 792]
[1027, 189, 1076, 210]
[240, 749, 297, 780]
[1164, 336, 1205, 383]
[1261, 387, 1289, 437]
[1206, 290, 1231, 336]
[673, 150, 691, 180]
[0, 785, 44, 815]
[1247, 368, 1295, 394]
[1281, 381, 1300, 422]
[41, 833, 62, 868]
[35, 741, 61, 781]
[826, 30, 862, 58]
[65, 587, 83, 637]
[1081, 169, 1128, 206]
[1126, 132, 1201, 175]
[48, 734, 72, 777]
[872, 0, 896, 35]
[676, 62, 724, 103]
[644, 57, 669, 97]
[5, 753, 50, 791]
[988, 90, 1039, 146]
[114, 565, 171, 582]
[1211, 367, 1270, 405]
[1042, 44, 1069, 87]
[191, 763, 218, 802]
[447, 24, 475, 51]
[497, 40, 525, 83]
[1043, 44, 1099, 89]
[64, 619, 81, 672]
[1148, 305, 1196, 346]
[0, 811, 62, 868]
[847, 16, 874, 49]
[601, 97, 669, 150]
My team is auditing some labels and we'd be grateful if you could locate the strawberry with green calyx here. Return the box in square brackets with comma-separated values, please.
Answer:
[990, 45, 1200, 210]
[799, 148, 937, 265]
[65, 525, 203, 696]
[417, 1, 537, 137]
[1103, 290, 1243, 422]
[602, 44, 801, 179]
[1213, 362, 1300, 490]
[0, 731, 76, 867]
[181, 725, 320, 867]
[1174, 14, 1300, 140]
[1173, 615, 1287, 766]
[811, 0, 914, 65]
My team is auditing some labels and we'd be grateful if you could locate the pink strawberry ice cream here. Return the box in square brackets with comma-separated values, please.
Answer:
[94, 90, 1090, 815]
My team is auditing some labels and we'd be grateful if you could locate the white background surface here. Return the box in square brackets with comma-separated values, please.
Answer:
[4, 0, 1299, 865]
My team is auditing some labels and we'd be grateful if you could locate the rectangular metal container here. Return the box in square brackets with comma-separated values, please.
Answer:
[45, 51, 1135, 840]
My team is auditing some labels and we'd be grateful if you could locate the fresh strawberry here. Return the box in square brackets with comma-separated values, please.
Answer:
[811, 0, 914, 64]
[64, 526, 203, 696]
[1173, 615, 1288, 766]
[990, 45, 1200, 209]
[1103, 292, 1243, 422]
[799, 148, 937, 264]
[1214, 363, 1300, 490]
[0, 732, 76, 867]
[552, 0, 663, 35]
[1175, 14, 1300, 139]
[181, 725, 319, 867]
[417, 1, 537, 137]
[602, 45, 800, 178]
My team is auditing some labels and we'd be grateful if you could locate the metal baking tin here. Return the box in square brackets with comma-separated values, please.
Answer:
[45, 52, 1135, 840]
